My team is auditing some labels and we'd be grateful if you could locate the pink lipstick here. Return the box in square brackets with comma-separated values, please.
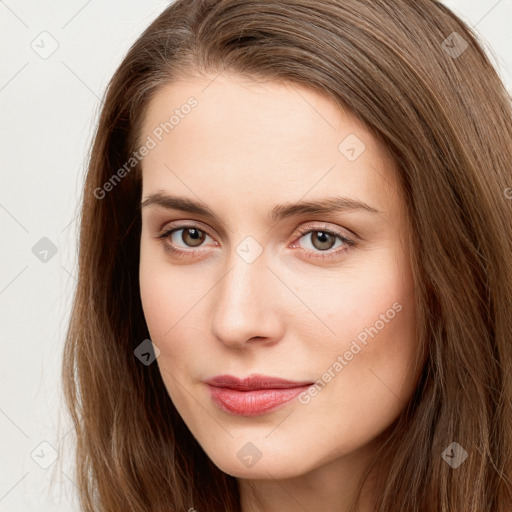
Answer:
[204, 374, 313, 416]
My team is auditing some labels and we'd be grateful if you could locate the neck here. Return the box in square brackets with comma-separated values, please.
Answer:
[238, 435, 384, 512]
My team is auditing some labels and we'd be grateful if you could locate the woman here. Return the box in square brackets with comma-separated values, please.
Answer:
[62, 0, 512, 510]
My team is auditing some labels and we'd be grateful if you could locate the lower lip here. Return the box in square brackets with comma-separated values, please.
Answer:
[206, 384, 310, 416]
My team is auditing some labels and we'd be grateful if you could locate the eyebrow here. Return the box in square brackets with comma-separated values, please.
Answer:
[141, 192, 379, 223]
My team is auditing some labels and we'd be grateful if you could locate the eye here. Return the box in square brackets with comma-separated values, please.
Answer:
[156, 225, 215, 257]
[291, 225, 356, 260]
[155, 222, 356, 261]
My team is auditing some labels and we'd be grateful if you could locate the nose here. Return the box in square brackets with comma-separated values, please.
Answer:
[210, 250, 284, 349]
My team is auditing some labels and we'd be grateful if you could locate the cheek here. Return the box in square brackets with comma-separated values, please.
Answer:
[139, 252, 207, 379]
[314, 248, 417, 391]
[322, 252, 417, 401]
[139, 269, 174, 341]
[139, 257, 197, 409]
[316, 250, 414, 342]
[139, 241, 192, 340]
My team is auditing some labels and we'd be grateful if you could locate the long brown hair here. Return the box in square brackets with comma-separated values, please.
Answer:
[62, 1, 512, 510]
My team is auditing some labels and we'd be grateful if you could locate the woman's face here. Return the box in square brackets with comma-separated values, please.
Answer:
[139, 72, 421, 481]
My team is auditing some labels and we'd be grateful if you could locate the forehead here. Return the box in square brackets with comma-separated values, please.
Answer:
[139, 73, 400, 219]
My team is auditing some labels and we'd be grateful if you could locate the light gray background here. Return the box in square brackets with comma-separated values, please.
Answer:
[1, 1, 511, 510]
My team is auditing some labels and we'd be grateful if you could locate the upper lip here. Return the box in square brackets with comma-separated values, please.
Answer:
[204, 374, 313, 391]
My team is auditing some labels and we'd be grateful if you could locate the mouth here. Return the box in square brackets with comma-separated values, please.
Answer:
[203, 374, 314, 417]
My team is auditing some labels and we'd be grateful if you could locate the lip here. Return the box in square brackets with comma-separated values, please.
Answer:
[204, 374, 313, 417]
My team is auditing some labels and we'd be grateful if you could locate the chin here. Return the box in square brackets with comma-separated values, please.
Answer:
[202, 439, 312, 480]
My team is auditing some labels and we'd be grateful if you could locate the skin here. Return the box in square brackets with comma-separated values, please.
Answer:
[139, 72, 422, 512]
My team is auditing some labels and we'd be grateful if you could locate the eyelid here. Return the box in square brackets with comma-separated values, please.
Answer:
[156, 220, 356, 259]
[157, 221, 218, 250]
[159, 220, 357, 241]
[160, 218, 213, 234]
[291, 221, 357, 241]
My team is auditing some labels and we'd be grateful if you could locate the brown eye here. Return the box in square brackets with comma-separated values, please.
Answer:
[157, 225, 212, 254]
[292, 226, 356, 261]
[179, 227, 206, 247]
[309, 231, 337, 251]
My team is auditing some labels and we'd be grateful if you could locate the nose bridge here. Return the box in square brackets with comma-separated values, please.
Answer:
[211, 239, 281, 346]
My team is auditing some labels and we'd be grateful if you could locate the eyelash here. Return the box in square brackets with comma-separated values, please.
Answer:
[155, 223, 356, 261]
